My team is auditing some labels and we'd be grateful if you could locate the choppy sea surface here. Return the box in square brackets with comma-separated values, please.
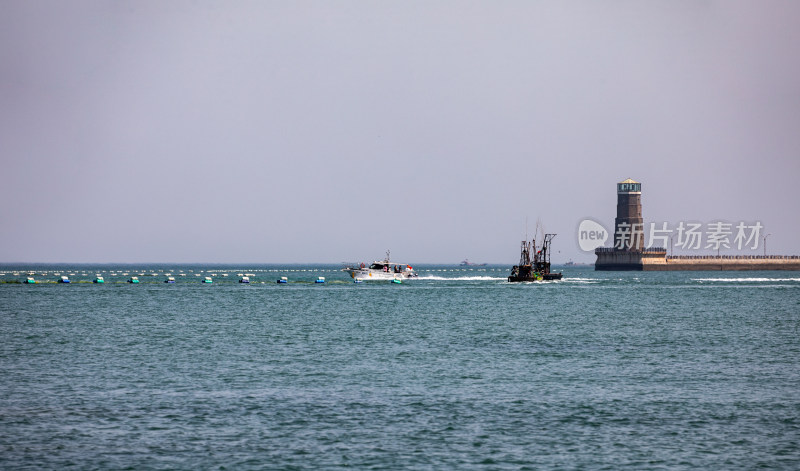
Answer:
[1, 264, 799, 470]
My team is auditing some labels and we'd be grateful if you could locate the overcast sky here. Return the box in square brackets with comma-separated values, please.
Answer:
[1, 1, 798, 264]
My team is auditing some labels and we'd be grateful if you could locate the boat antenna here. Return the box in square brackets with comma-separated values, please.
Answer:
[525, 216, 528, 240]
[535, 218, 544, 243]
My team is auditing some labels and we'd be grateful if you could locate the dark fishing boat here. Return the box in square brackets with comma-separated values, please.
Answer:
[508, 233, 563, 282]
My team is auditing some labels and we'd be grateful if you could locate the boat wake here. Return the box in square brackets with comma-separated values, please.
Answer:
[693, 277, 800, 283]
[561, 277, 602, 284]
[415, 275, 507, 281]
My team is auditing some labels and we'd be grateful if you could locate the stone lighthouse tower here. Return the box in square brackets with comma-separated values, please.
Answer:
[596, 178, 655, 270]
[614, 178, 643, 250]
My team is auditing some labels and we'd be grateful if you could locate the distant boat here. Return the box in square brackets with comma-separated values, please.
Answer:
[277, 277, 288, 284]
[564, 260, 592, 267]
[59, 276, 70, 283]
[128, 276, 139, 284]
[93, 275, 104, 284]
[239, 276, 250, 283]
[460, 259, 487, 266]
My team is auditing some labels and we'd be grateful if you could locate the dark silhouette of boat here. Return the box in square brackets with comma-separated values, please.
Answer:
[508, 233, 563, 282]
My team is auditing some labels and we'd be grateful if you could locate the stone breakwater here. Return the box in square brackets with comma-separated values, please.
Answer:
[596, 249, 800, 271]
[646, 255, 800, 271]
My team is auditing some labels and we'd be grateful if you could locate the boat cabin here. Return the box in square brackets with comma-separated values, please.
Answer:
[369, 262, 410, 273]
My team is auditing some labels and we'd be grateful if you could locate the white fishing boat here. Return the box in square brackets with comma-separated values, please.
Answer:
[343, 251, 418, 281]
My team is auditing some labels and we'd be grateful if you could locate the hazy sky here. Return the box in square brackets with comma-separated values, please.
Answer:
[2, 1, 798, 263]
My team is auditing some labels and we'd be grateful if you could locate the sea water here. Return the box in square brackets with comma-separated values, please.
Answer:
[1, 265, 799, 470]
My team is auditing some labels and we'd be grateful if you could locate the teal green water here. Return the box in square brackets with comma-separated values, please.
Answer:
[1, 265, 799, 469]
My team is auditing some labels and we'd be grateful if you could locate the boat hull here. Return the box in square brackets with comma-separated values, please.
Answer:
[508, 272, 562, 282]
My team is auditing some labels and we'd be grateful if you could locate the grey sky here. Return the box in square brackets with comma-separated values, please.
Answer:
[2, 1, 798, 263]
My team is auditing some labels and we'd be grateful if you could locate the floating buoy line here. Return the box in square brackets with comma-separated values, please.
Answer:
[0, 267, 508, 285]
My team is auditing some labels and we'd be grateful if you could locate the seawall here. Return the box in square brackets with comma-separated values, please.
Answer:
[596, 249, 800, 271]
[645, 255, 800, 271]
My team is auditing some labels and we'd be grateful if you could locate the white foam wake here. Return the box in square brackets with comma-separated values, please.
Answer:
[693, 278, 800, 282]
[415, 275, 507, 281]
[562, 277, 601, 283]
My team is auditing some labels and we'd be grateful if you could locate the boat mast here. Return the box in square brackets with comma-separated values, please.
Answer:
[542, 234, 556, 266]
[519, 240, 531, 266]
